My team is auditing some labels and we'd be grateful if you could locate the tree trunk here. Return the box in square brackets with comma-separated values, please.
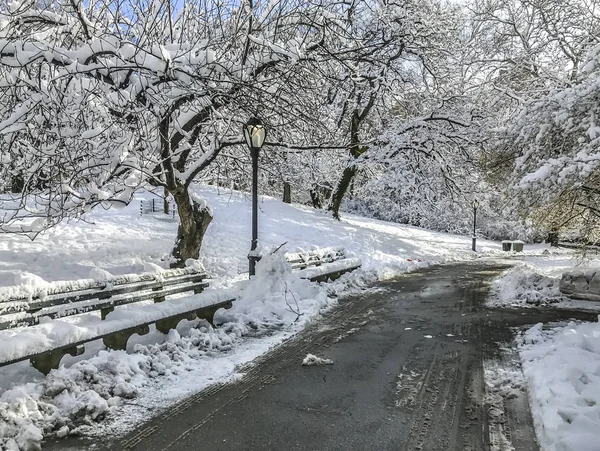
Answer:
[11, 173, 24, 193]
[328, 109, 363, 219]
[170, 189, 213, 268]
[310, 189, 322, 209]
[547, 229, 559, 247]
[328, 92, 376, 220]
[328, 165, 357, 220]
[163, 187, 170, 215]
[283, 182, 291, 204]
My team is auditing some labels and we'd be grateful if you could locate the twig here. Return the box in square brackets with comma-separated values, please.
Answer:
[283, 281, 303, 322]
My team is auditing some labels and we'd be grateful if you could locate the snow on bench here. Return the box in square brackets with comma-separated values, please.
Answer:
[0, 267, 209, 329]
[0, 267, 233, 374]
[285, 247, 346, 269]
[0, 288, 235, 374]
[296, 258, 362, 282]
[559, 269, 600, 301]
[285, 247, 361, 282]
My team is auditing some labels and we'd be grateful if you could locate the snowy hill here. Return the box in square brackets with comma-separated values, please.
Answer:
[0, 184, 503, 291]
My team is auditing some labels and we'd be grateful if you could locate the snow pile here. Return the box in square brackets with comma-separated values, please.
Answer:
[0, 326, 244, 450]
[488, 264, 564, 307]
[221, 250, 331, 328]
[487, 252, 595, 308]
[519, 319, 600, 451]
[0, 251, 336, 450]
[301, 354, 333, 366]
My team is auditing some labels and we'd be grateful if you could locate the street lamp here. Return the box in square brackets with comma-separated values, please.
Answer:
[243, 117, 267, 277]
[472, 199, 479, 252]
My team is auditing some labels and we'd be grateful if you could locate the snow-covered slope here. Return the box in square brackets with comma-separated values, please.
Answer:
[0, 184, 503, 291]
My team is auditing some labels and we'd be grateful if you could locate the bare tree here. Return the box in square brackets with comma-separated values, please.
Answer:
[0, 0, 354, 265]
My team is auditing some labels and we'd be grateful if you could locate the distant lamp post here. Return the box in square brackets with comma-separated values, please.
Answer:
[243, 117, 267, 277]
[472, 199, 479, 252]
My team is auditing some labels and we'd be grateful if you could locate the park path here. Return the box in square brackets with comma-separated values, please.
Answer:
[51, 261, 597, 451]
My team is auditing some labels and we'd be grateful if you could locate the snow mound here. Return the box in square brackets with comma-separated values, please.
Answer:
[518, 317, 600, 451]
[488, 264, 563, 307]
[301, 354, 333, 366]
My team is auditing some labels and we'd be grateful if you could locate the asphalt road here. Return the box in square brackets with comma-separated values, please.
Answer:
[51, 261, 598, 451]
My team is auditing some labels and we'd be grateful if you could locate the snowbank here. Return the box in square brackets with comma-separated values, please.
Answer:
[519, 319, 600, 451]
[488, 264, 564, 307]
[487, 253, 600, 309]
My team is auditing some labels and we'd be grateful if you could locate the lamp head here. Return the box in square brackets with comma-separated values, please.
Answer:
[243, 117, 267, 149]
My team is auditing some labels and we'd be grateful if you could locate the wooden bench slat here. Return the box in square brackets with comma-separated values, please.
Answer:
[0, 282, 209, 330]
[0, 274, 207, 316]
[0, 267, 206, 304]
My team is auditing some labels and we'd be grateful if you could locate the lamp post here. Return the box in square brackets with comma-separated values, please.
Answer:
[472, 199, 479, 252]
[243, 117, 267, 277]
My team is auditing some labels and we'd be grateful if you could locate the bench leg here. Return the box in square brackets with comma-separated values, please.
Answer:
[155, 312, 197, 334]
[328, 271, 341, 281]
[196, 301, 233, 327]
[101, 306, 114, 320]
[103, 325, 150, 350]
[30, 345, 85, 375]
[153, 286, 166, 303]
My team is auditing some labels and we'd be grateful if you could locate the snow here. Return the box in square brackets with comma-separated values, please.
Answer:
[0, 288, 235, 365]
[0, 185, 498, 290]
[0, 184, 508, 449]
[519, 318, 600, 451]
[295, 257, 361, 280]
[487, 249, 600, 450]
[301, 354, 333, 366]
[488, 251, 600, 311]
[484, 359, 526, 451]
[0, 251, 331, 449]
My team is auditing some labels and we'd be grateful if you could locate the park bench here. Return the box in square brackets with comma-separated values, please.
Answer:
[140, 198, 177, 218]
[0, 268, 234, 374]
[0, 247, 361, 375]
[285, 247, 362, 282]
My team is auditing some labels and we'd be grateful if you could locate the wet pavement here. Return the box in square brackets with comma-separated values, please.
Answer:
[50, 261, 598, 451]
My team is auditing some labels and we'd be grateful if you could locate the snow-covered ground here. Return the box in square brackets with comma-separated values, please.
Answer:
[0, 185, 509, 450]
[519, 319, 600, 451]
[486, 247, 600, 450]
[0, 185, 505, 290]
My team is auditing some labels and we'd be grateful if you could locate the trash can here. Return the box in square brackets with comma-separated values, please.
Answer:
[502, 240, 512, 252]
[512, 240, 524, 252]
